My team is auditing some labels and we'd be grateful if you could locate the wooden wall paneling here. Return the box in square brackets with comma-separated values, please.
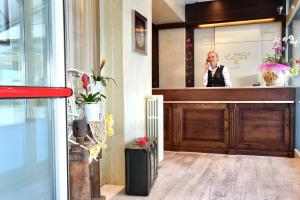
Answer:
[185, 0, 285, 26]
[156, 22, 186, 30]
[185, 28, 194, 87]
[152, 24, 159, 88]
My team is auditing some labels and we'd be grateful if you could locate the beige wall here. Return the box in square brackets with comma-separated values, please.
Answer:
[101, 0, 152, 185]
[159, 28, 185, 88]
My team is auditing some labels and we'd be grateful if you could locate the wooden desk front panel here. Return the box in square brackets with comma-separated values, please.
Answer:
[232, 103, 294, 157]
[178, 104, 229, 153]
[164, 103, 294, 157]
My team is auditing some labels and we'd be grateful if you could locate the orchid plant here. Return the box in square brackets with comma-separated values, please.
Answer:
[91, 59, 116, 87]
[260, 35, 299, 85]
[75, 73, 106, 105]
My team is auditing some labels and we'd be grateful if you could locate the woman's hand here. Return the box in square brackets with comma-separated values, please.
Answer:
[204, 62, 210, 72]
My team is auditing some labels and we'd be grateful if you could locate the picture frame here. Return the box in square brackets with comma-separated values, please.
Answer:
[132, 10, 147, 54]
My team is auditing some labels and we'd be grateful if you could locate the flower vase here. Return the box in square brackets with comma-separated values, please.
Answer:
[90, 81, 104, 94]
[261, 63, 289, 86]
[83, 102, 101, 123]
[263, 70, 289, 86]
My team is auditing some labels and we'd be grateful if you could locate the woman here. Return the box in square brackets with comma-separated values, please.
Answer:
[203, 51, 232, 87]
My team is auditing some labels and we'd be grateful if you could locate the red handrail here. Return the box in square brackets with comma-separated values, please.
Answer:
[0, 86, 73, 99]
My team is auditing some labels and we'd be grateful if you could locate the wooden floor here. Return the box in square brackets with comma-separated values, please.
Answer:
[111, 151, 300, 200]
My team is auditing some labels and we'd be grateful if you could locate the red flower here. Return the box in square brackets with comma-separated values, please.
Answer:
[82, 74, 90, 90]
[137, 136, 148, 145]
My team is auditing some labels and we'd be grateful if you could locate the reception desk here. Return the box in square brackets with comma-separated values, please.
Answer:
[152, 87, 295, 157]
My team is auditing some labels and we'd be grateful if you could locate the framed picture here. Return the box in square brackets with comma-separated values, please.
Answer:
[132, 10, 147, 54]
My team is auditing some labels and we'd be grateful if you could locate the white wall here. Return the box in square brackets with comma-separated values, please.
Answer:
[101, 0, 152, 185]
[123, 0, 152, 143]
[159, 28, 185, 88]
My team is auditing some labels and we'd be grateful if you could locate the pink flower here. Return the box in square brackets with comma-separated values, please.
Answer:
[82, 74, 90, 90]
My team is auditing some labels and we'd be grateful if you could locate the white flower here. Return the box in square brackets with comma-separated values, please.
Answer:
[289, 35, 295, 40]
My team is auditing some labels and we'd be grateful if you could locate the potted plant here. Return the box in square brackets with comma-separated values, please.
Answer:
[75, 74, 106, 123]
[259, 35, 299, 86]
[90, 60, 116, 93]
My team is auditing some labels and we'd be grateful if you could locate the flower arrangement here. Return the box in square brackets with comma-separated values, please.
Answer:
[92, 60, 116, 87]
[75, 73, 106, 105]
[67, 62, 116, 163]
[260, 35, 299, 85]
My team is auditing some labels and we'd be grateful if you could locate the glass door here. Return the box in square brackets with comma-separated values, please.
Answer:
[0, 1, 68, 199]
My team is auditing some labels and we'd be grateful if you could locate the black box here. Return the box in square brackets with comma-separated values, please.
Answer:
[125, 138, 158, 196]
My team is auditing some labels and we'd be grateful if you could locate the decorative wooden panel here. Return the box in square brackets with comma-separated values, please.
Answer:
[234, 104, 292, 156]
[185, 0, 284, 26]
[177, 104, 229, 152]
[163, 104, 173, 150]
[185, 28, 194, 87]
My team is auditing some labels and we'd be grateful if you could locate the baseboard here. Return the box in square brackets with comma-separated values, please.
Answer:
[101, 185, 124, 200]
[294, 149, 300, 158]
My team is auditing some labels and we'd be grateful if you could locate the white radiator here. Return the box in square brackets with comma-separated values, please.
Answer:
[146, 95, 164, 162]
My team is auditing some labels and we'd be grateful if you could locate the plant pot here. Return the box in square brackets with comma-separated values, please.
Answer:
[83, 102, 101, 123]
[90, 81, 104, 94]
[263, 70, 289, 86]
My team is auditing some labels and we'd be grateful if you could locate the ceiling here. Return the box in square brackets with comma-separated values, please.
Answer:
[152, 0, 184, 24]
[153, 0, 213, 24]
